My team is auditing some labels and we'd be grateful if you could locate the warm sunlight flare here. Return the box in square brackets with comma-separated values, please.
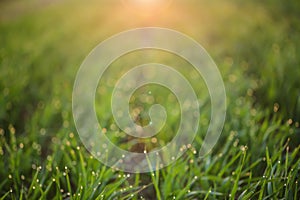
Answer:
[122, 0, 172, 17]
[1, 0, 299, 198]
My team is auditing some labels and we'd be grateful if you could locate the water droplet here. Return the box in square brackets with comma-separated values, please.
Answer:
[151, 137, 157, 143]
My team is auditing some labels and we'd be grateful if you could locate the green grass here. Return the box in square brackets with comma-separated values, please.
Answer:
[0, 0, 300, 199]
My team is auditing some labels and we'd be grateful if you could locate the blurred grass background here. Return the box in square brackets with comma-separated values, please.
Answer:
[0, 0, 300, 199]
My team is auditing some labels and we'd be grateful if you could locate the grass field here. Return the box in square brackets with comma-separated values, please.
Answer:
[1, 0, 300, 199]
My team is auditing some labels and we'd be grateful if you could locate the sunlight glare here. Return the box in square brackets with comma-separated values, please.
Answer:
[122, 0, 172, 17]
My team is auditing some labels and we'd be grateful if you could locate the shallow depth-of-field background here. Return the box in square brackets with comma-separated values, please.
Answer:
[0, 0, 300, 199]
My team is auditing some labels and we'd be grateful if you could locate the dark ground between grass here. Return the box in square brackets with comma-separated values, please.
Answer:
[0, 0, 300, 199]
